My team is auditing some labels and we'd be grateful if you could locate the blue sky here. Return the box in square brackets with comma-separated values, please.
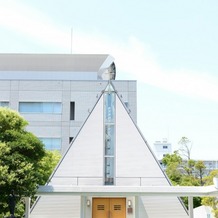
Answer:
[1, 0, 218, 159]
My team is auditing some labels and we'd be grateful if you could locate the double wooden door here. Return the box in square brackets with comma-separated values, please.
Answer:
[92, 198, 126, 218]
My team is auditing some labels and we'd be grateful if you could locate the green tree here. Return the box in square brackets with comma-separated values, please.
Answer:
[162, 151, 182, 185]
[181, 159, 196, 176]
[195, 160, 206, 186]
[179, 174, 202, 209]
[202, 170, 218, 218]
[162, 151, 182, 166]
[0, 108, 60, 217]
[38, 150, 61, 184]
[162, 150, 202, 209]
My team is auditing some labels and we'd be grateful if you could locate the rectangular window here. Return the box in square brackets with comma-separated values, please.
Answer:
[19, 102, 62, 113]
[70, 102, 75, 120]
[104, 86, 116, 186]
[163, 145, 168, 149]
[39, 138, 61, 150]
[0, 102, 9, 107]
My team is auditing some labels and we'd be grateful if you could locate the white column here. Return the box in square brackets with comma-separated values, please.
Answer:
[24, 197, 31, 218]
[188, 196, 193, 218]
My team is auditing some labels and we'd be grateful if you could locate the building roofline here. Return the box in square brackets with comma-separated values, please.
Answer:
[37, 185, 218, 197]
[0, 53, 116, 80]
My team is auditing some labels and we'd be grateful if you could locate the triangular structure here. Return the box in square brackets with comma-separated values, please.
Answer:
[31, 82, 188, 218]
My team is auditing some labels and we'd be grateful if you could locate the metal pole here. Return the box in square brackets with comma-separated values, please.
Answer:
[24, 197, 31, 218]
[188, 196, 193, 218]
[71, 28, 73, 54]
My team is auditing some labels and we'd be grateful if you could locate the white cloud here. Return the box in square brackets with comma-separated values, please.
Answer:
[1, 1, 218, 102]
[72, 32, 218, 101]
[0, 1, 70, 49]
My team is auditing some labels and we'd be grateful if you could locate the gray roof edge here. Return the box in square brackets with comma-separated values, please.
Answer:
[0, 53, 113, 72]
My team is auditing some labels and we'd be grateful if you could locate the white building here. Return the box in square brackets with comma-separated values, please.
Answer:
[0, 54, 136, 153]
[194, 206, 214, 218]
[30, 82, 189, 218]
[153, 138, 172, 160]
[202, 160, 218, 174]
[2, 54, 205, 217]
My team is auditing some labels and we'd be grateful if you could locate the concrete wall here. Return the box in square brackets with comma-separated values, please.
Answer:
[0, 80, 136, 153]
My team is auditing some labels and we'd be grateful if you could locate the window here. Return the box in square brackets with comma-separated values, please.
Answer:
[19, 102, 62, 113]
[124, 102, 129, 108]
[0, 102, 9, 107]
[163, 145, 168, 149]
[105, 157, 114, 185]
[39, 138, 61, 150]
[69, 137, 74, 143]
[104, 85, 115, 185]
[70, 102, 75, 120]
[105, 125, 115, 155]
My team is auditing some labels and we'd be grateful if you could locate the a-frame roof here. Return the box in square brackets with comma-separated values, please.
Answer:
[31, 82, 188, 218]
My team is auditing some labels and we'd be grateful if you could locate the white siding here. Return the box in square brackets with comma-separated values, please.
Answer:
[31, 196, 81, 218]
[116, 97, 166, 179]
[53, 96, 104, 179]
[137, 197, 149, 218]
[141, 196, 188, 218]
[115, 96, 188, 217]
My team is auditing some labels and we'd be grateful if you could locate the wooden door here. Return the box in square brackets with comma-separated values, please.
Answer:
[92, 198, 126, 218]
[110, 198, 126, 218]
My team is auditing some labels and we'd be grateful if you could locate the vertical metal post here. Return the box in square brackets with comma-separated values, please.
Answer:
[188, 196, 193, 218]
[24, 197, 31, 218]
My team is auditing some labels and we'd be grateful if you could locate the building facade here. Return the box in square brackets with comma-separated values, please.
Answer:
[31, 83, 189, 218]
[0, 54, 137, 153]
[153, 138, 172, 160]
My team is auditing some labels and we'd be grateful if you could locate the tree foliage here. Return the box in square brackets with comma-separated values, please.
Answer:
[195, 160, 206, 186]
[201, 170, 218, 218]
[162, 151, 182, 185]
[162, 139, 207, 209]
[0, 108, 61, 217]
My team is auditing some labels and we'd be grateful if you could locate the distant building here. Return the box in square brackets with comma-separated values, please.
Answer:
[203, 160, 218, 172]
[153, 138, 172, 160]
[153, 137, 218, 174]
[198, 160, 218, 175]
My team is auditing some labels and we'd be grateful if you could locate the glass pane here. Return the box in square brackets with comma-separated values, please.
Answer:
[19, 102, 41, 112]
[105, 157, 114, 185]
[105, 93, 115, 123]
[52, 138, 61, 150]
[43, 102, 53, 113]
[39, 138, 61, 150]
[53, 102, 62, 113]
[70, 102, 75, 120]
[19, 102, 62, 113]
[105, 125, 115, 155]
[0, 102, 9, 107]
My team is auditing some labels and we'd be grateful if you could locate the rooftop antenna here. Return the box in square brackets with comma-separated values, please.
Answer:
[71, 28, 73, 54]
